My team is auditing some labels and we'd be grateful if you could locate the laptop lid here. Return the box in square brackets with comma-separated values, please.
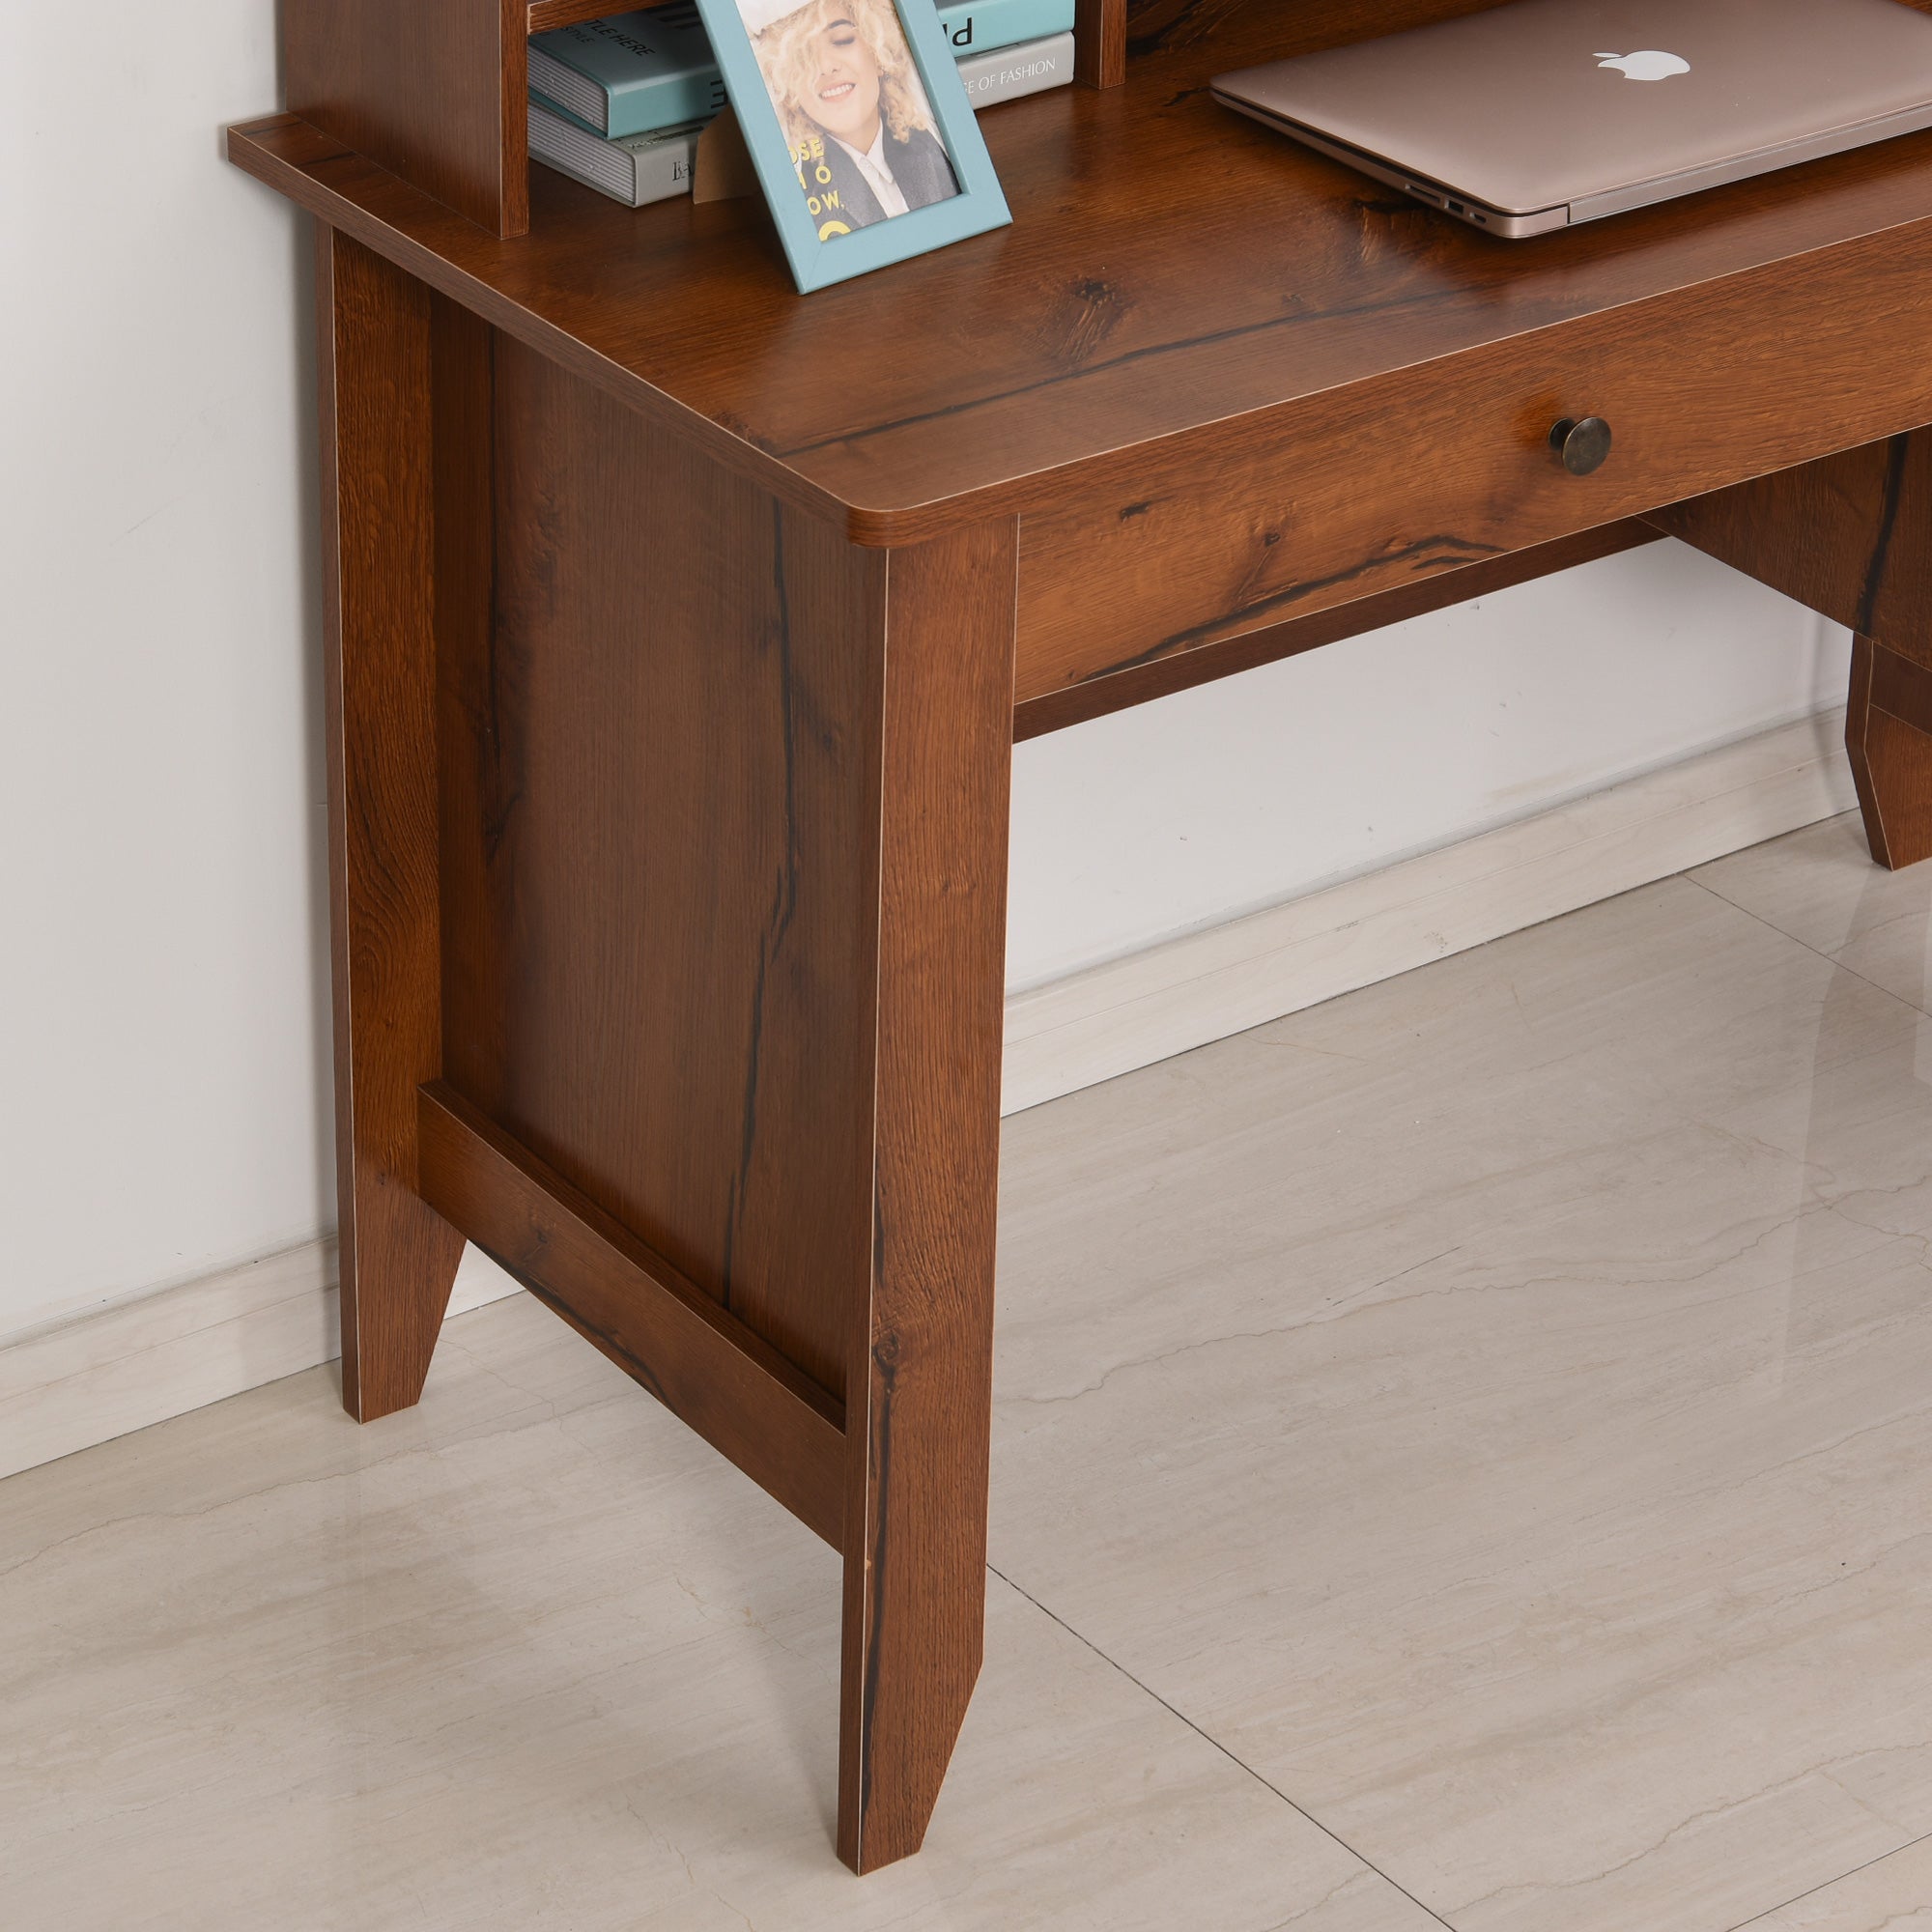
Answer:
[1213, 0, 1932, 220]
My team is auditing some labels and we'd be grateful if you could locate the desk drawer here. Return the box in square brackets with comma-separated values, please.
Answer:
[1014, 228, 1932, 705]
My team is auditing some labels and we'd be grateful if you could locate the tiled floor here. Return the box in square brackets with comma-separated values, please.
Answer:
[8, 810, 1932, 1931]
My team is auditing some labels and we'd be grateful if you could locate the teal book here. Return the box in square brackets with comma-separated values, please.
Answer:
[931, 0, 1075, 57]
[528, 4, 726, 138]
[529, 0, 1075, 138]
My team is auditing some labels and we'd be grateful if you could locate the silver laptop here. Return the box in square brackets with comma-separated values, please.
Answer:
[1213, 0, 1932, 237]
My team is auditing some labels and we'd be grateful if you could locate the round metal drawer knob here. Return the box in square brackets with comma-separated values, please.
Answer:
[1550, 416, 1613, 476]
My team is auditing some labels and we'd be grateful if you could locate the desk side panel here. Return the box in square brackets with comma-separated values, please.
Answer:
[1650, 435, 1932, 659]
[438, 332, 885, 1400]
[1652, 431, 1932, 868]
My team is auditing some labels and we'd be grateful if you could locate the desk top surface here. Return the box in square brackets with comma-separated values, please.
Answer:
[232, 0, 1932, 543]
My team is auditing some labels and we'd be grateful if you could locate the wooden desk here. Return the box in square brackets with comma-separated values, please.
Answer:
[231, 0, 1932, 1873]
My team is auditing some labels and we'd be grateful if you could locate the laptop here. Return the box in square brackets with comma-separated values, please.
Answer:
[1212, 0, 1932, 237]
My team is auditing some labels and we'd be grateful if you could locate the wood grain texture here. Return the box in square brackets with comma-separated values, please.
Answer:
[440, 334, 886, 1401]
[1650, 434, 1932, 666]
[1015, 233, 1932, 702]
[1074, 0, 1127, 88]
[1866, 629, 1932, 735]
[838, 518, 1018, 1874]
[1013, 523, 1660, 738]
[229, 0, 1932, 545]
[316, 229, 466, 1423]
[285, 0, 527, 236]
[417, 1083, 847, 1544]
[1651, 433, 1932, 870]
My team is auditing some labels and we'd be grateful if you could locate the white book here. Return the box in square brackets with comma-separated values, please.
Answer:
[956, 29, 1076, 107]
[529, 99, 703, 207]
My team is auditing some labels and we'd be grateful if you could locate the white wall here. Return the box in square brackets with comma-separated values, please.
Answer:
[0, 5, 1848, 1344]
[3, 4, 325, 1337]
[1008, 548, 1848, 987]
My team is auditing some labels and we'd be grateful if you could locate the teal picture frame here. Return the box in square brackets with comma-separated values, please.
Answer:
[695, 0, 1012, 292]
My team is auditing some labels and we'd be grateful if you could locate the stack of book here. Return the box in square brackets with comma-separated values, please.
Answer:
[529, 0, 1076, 207]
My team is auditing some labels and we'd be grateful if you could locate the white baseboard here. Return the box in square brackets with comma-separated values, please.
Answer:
[0, 708, 1856, 1482]
[1001, 707, 1858, 1114]
[0, 1241, 521, 1483]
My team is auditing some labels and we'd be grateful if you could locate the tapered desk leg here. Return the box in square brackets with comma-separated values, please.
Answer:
[838, 525, 1016, 1872]
[1847, 633, 1932, 868]
[316, 226, 465, 1421]
[1651, 430, 1932, 871]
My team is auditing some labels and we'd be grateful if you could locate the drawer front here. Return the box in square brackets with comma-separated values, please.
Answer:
[1014, 224, 1932, 706]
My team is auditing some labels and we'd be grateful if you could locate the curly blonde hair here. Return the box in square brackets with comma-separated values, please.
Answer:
[752, 0, 936, 156]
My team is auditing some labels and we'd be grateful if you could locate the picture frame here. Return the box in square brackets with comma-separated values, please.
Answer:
[694, 0, 1012, 292]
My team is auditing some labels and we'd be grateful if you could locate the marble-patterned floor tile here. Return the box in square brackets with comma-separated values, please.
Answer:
[1739, 1835, 1932, 1928]
[1692, 811, 1932, 1015]
[0, 1293, 1439, 1932]
[991, 876, 1932, 1932]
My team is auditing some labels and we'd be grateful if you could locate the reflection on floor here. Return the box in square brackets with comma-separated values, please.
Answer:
[6, 811, 1932, 1931]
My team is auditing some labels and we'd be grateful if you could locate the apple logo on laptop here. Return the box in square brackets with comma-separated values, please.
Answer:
[1596, 49, 1691, 80]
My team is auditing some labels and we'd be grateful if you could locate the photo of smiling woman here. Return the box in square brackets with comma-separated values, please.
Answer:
[739, 0, 959, 237]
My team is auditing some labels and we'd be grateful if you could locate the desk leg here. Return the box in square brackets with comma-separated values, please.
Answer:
[839, 523, 1017, 1872]
[1846, 633, 1932, 868]
[315, 226, 465, 1421]
[1651, 430, 1932, 869]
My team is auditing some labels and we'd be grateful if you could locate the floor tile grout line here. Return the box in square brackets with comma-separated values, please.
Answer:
[978, 832, 1925, 1932]
[1684, 870, 1932, 1023]
[1719, 1824, 1932, 1931]
[986, 1562, 1463, 1932]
